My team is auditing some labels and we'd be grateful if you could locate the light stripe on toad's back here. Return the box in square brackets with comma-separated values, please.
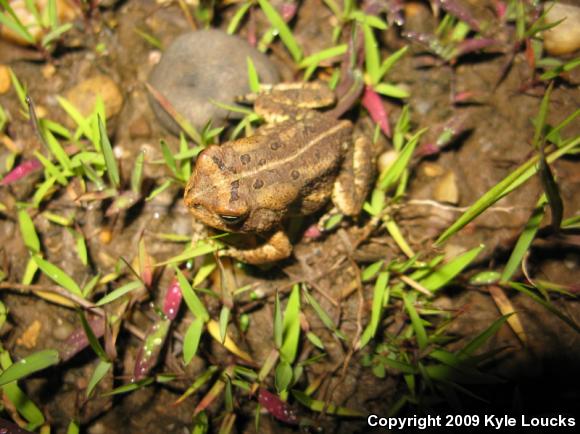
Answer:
[201, 117, 350, 196]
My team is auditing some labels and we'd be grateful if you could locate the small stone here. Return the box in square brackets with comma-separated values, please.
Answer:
[377, 149, 398, 174]
[42, 63, 56, 79]
[52, 319, 74, 341]
[433, 171, 459, 204]
[543, 2, 580, 56]
[64, 75, 124, 119]
[0, 65, 10, 94]
[35, 104, 48, 118]
[100, 228, 113, 245]
[422, 162, 445, 177]
[149, 29, 279, 134]
[148, 50, 162, 66]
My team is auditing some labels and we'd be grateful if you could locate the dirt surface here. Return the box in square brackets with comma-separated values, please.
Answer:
[0, 0, 579, 433]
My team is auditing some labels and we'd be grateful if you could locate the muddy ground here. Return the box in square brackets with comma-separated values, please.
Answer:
[0, 0, 579, 433]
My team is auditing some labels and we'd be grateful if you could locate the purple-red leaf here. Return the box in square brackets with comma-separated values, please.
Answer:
[453, 90, 475, 103]
[133, 317, 171, 381]
[163, 278, 182, 320]
[436, 0, 480, 31]
[280, 2, 297, 21]
[0, 159, 42, 185]
[258, 388, 299, 425]
[362, 86, 391, 137]
[495, 0, 507, 20]
[0, 418, 35, 434]
[456, 38, 497, 56]
[60, 316, 106, 361]
[418, 113, 470, 156]
[303, 224, 323, 239]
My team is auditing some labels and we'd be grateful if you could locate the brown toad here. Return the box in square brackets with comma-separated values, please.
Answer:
[184, 82, 375, 264]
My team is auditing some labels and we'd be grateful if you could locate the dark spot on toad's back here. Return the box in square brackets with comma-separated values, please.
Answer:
[291, 170, 300, 180]
[270, 142, 281, 150]
[240, 154, 251, 164]
[253, 179, 264, 189]
[259, 159, 267, 166]
[212, 156, 226, 171]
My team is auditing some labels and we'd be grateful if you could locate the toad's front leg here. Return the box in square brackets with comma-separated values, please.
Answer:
[221, 229, 292, 265]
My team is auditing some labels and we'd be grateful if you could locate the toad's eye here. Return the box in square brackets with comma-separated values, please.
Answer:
[219, 214, 245, 225]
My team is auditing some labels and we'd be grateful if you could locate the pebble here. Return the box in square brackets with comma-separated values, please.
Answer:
[64, 75, 124, 119]
[543, 2, 580, 56]
[0, 65, 10, 94]
[433, 170, 459, 204]
[149, 29, 279, 134]
[377, 149, 398, 174]
[52, 319, 74, 341]
[422, 162, 445, 177]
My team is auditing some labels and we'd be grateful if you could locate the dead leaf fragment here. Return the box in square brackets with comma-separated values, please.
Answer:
[16, 320, 42, 349]
[489, 285, 527, 345]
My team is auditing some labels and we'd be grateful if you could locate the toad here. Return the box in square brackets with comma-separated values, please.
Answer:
[184, 82, 375, 264]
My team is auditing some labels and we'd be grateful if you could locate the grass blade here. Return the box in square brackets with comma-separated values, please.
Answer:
[403, 292, 428, 350]
[17, 210, 40, 253]
[419, 244, 484, 292]
[279, 284, 300, 364]
[538, 150, 563, 231]
[246, 57, 261, 93]
[98, 116, 120, 189]
[378, 129, 425, 190]
[258, 0, 303, 62]
[501, 196, 546, 282]
[183, 317, 204, 365]
[0, 12, 34, 45]
[273, 292, 282, 349]
[95, 281, 143, 306]
[33, 256, 83, 296]
[175, 267, 209, 321]
[509, 282, 579, 333]
[0, 349, 60, 387]
[86, 360, 112, 398]
[292, 390, 365, 416]
[298, 44, 348, 68]
[362, 22, 380, 85]
[459, 314, 512, 357]
[435, 138, 579, 245]
[227, 1, 252, 35]
[131, 151, 145, 194]
[359, 272, 389, 349]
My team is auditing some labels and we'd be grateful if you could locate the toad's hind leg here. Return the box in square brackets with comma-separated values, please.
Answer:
[250, 82, 336, 123]
[332, 136, 375, 216]
[222, 229, 292, 264]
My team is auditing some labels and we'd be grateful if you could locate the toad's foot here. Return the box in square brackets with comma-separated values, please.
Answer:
[220, 229, 292, 265]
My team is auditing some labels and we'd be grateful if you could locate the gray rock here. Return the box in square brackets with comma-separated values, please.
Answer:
[149, 29, 279, 134]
